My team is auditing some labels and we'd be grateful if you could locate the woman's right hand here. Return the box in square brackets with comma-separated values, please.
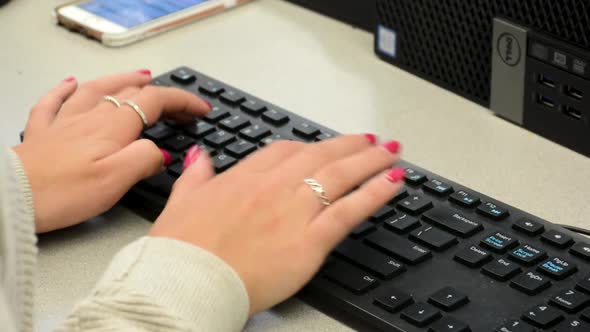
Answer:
[149, 134, 405, 315]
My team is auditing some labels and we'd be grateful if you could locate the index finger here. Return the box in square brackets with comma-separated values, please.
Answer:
[104, 85, 211, 144]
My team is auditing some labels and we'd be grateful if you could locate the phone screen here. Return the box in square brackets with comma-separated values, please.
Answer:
[79, 0, 211, 28]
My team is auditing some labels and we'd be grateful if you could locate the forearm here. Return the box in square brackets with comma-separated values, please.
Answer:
[56, 237, 250, 332]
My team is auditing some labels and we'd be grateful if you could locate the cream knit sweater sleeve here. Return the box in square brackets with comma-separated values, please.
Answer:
[0, 148, 250, 332]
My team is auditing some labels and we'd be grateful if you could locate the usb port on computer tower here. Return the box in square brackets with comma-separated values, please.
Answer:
[537, 74, 556, 88]
[536, 94, 556, 108]
[563, 85, 583, 100]
[562, 105, 583, 120]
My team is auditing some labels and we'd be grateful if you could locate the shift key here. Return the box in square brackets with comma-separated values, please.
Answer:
[366, 230, 432, 265]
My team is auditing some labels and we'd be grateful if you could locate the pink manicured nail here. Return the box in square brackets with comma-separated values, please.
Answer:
[204, 101, 212, 110]
[160, 149, 172, 167]
[386, 168, 406, 183]
[183, 145, 201, 170]
[63, 76, 76, 83]
[137, 69, 152, 76]
[382, 140, 401, 154]
[363, 133, 378, 144]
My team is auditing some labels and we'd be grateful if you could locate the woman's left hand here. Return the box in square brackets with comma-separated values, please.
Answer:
[12, 70, 211, 233]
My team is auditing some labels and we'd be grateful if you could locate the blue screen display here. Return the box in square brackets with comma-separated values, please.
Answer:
[80, 0, 210, 28]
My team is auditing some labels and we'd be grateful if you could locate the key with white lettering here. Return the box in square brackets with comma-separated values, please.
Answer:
[427, 287, 469, 311]
[423, 206, 483, 237]
[494, 319, 536, 332]
[366, 230, 432, 265]
[334, 240, 406, 279]
[549, 288, 590, 313]
[401, 302, 441, 327]
[482, 258, 522, 281]
[522, 304, 563, 329]
[454, 245, 493, 268]
[373, 287, 414, 313]
[429, 316, 471, 332]
[553, 318, 589, 332]
[481, 232, 519, 253]
[323, 261, 379, 295]
[508, 244, 547, 266]
[510, 271, 551, 295]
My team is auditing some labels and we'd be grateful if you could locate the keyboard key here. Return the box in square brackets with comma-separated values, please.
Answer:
[170, 68, 196, 84]
[410, 227, 458, 251]
[423, 179, 454, 196]
[481, 232, 519, 253]
[261, 109, 290, 126]
[538, 257, 577, 280]
[365, 230, 432, 265]
[549, 289, 590, 313]
[522, 304, 564, 328]
[581, 307, 590, 322]
[512, 218, 545, 236]
[570, 242, 590, 261]
[454, 245, 493, 268]
[204, 130, 236, 148]
[373, 287, 414, 312]
[422, 207, 483, 237]
[477, 202, 510, 220]
[292, 122, 320, 139]
[404, 168, 428, 185]
[370, 205, 396, 222]
[316, 132, 336, 141]
[510, 271, 551, 295]
[219, 114, 251, 132]
[240, 124, 272, 142]
[350, 222, 376, 239]
[204, 105, 231, 123]
[508, 245, 547, 266]
[383, 214, 421, 234]
[449, 190, 481, 208]
[162, 134, 196, 152]
[482, 258, 522, 281]
[260, 133, 288, 147]
[196, 143, 217, 157]
[553, 318, 589, 331]
[397, 195, 433, 215]
[144, 123, 176, 141]
[219, 90, 245, 105]
[323, 261, 379, 295]
[428, 287, 469, 311]
[495, 320, 535, 332]
[168, 162, 184, 177]
[576, 276, 590, 294]
[151, 79, 169, 87]
[335, 240, 406, 279]
[141, 172, 175, 196]
[199, 81, 225, 95]
[429, 316, 470, 332]
[241, 100, 267, 115]
[401, 302, 442, 327]
[184, 121, 215, 138]
[212, 153, 237, 173]
[225, 140, 257, 159]
[541, 230, 574, 248]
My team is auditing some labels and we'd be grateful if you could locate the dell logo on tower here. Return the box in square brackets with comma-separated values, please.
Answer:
[497, 33, 522, 66]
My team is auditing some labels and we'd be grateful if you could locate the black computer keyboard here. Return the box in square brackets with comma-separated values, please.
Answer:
[123, 66, 590, 332]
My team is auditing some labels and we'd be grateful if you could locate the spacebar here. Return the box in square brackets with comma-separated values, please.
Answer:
[365, 230, 432, 265]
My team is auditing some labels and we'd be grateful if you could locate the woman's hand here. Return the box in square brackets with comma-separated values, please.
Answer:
[13, 70, 211, 233]
[149, 135, 405, 315]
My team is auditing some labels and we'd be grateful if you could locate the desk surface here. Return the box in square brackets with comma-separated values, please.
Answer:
[1, 1, 590, 331]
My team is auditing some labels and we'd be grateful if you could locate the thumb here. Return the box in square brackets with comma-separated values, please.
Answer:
[174, 145, 215, 192]
[101, 139, 165, 193]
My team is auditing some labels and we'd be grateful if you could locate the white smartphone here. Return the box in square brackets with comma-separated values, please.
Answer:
[55, 0, 250, 47]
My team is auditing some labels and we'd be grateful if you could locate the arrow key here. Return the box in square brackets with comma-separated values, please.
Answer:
[522, 304, 563, 328]
[374, 287, 414, 313]
[429, 316, 470, 332]
[428, 287, 469, 311]
[570, 242, 590, 261]
[401, 302, 441, 327]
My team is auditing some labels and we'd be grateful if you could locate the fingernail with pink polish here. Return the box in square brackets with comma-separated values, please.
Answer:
[63, 76, 76, 83]
[363, 133, 378, 145]
[160, 149, 172, 167]
[137, 69, 152, 76]
[386, 168, 406, 183]
[183, 145, 201, 170]
[382, 140, 401, 154]
[204, 101, 212, 110]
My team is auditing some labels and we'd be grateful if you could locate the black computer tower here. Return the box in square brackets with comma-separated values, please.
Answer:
[375, 0, 590, 157]
[285, 0, 375, 31]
